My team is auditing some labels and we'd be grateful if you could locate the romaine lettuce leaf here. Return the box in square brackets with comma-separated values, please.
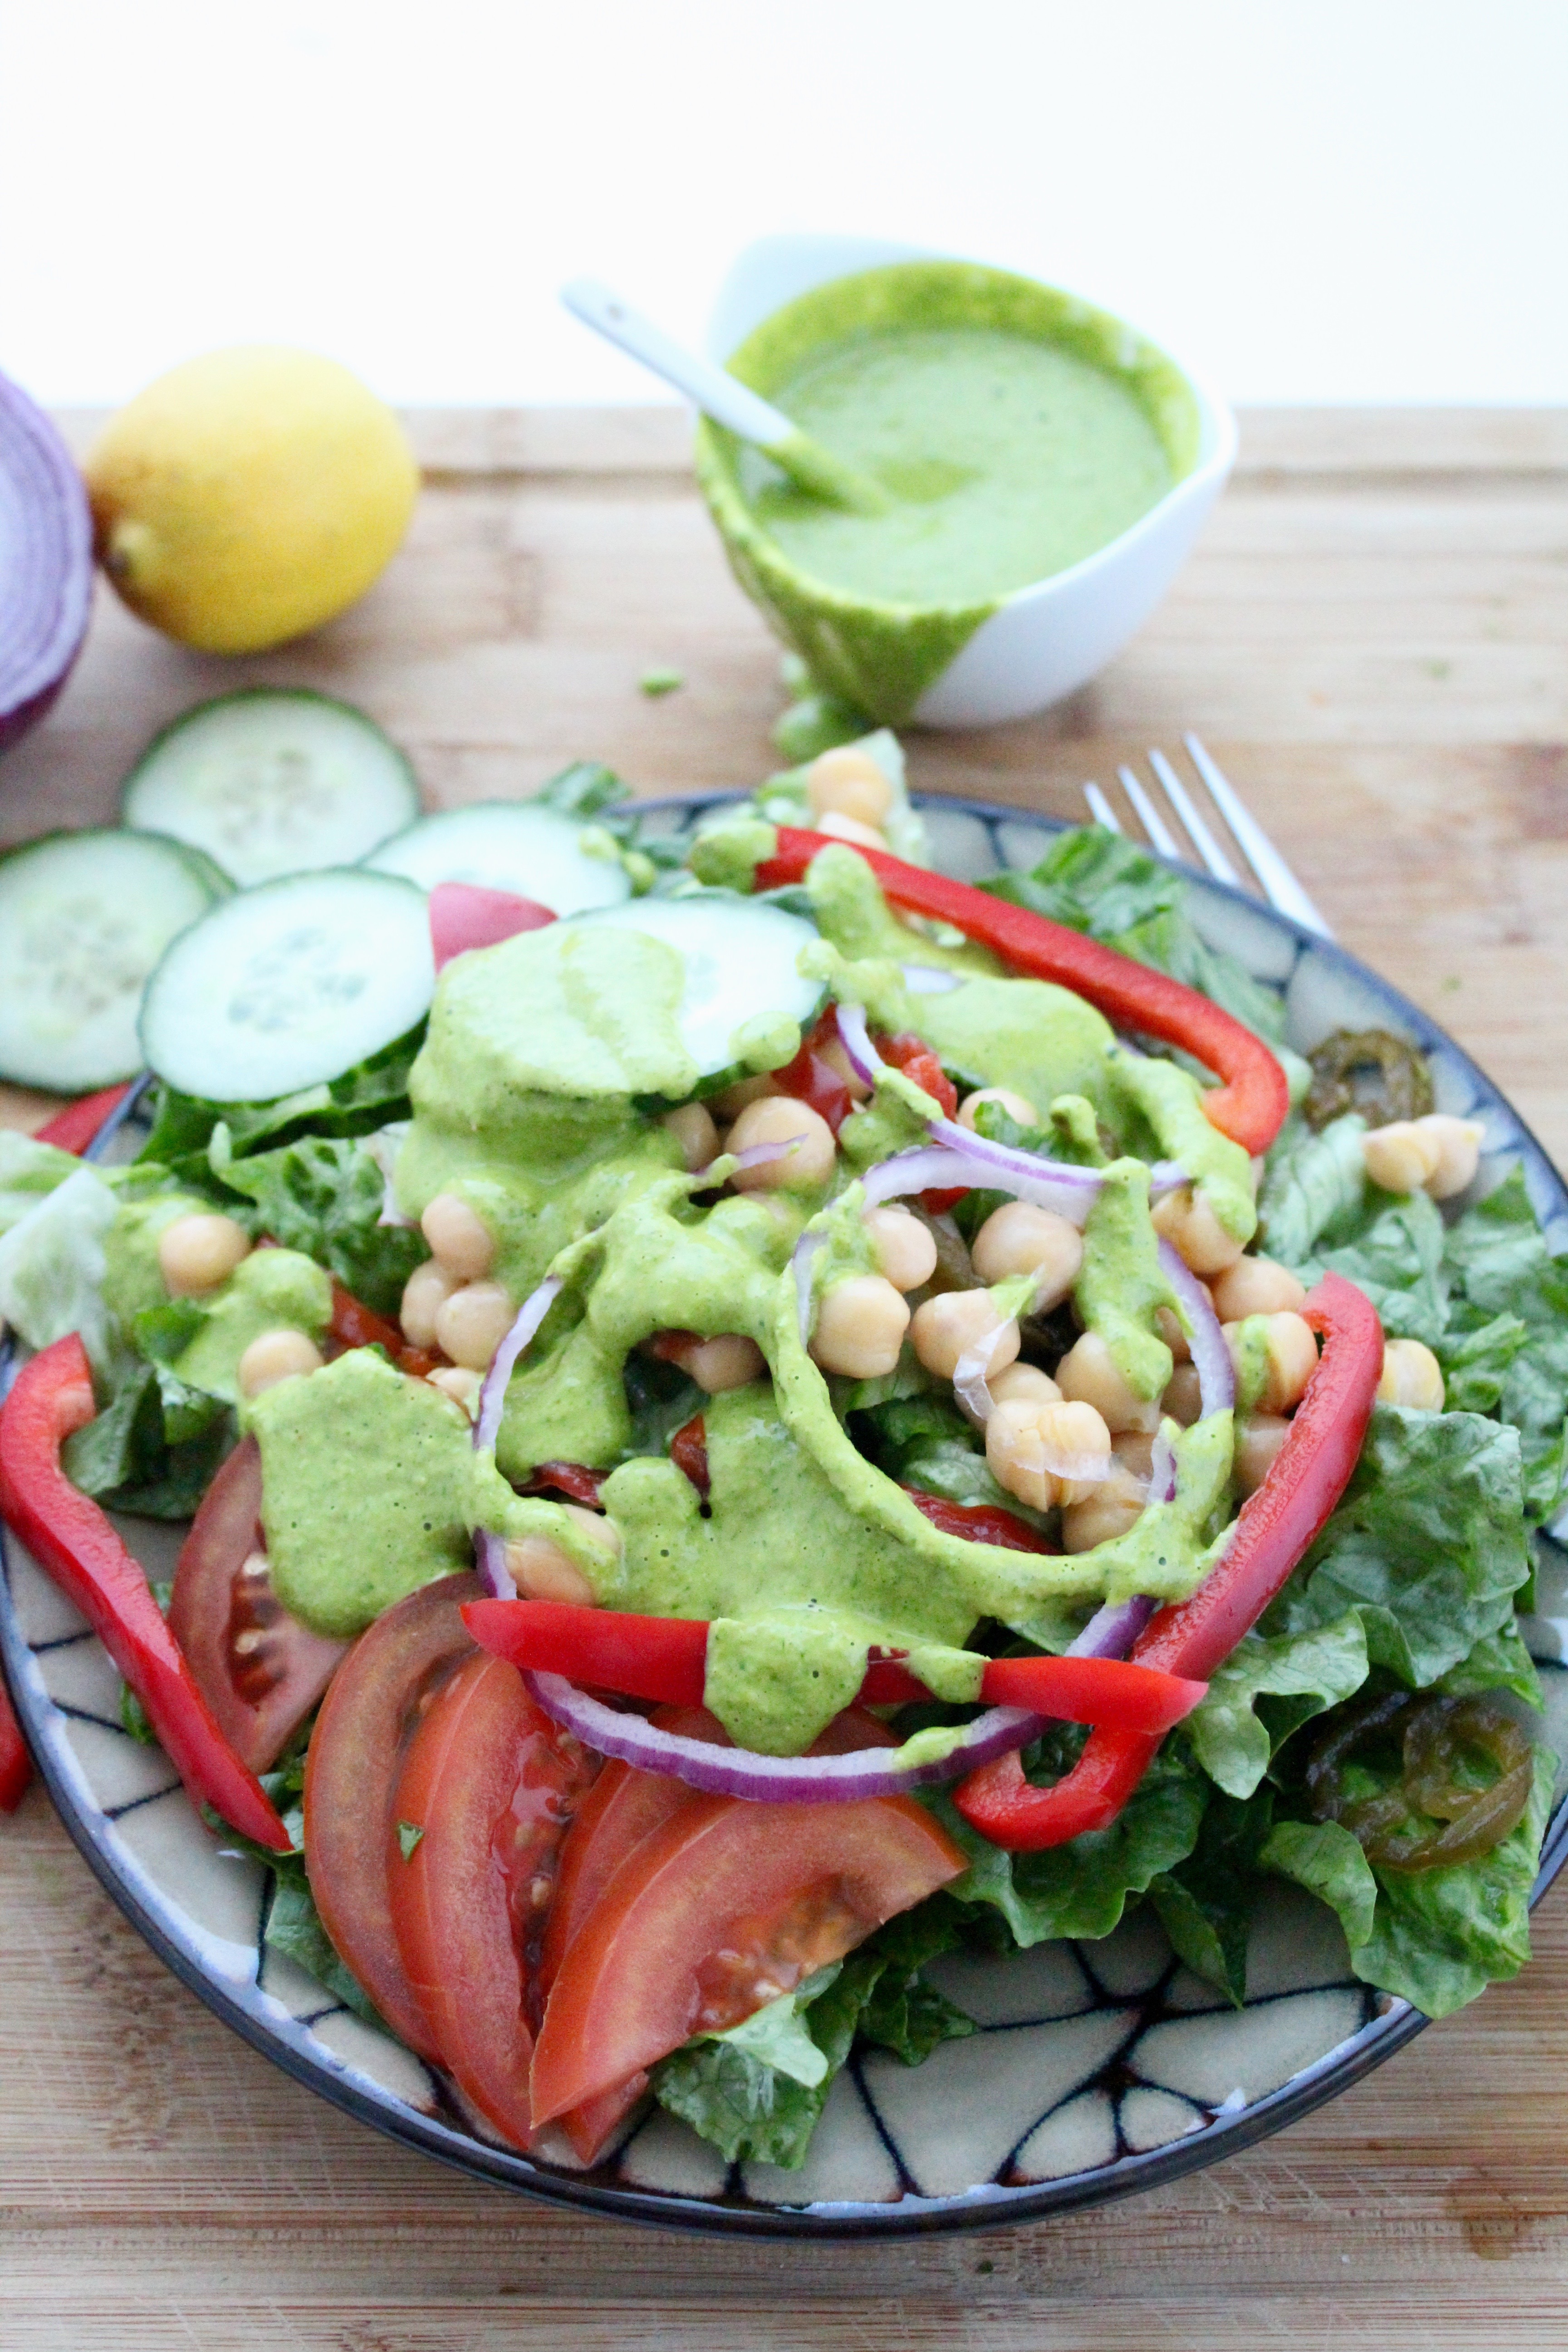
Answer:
[137, 1024, 425, 1181]
[0, 1162, 122, 1372]
[984, 826, 1288, 1044]
[1149, 1785, 1277, 2006]
[0, 1131, 80, 1238]
[1441, 1170, 1568, 1524]
[1267, 1405, 1532, 1688]
[1257, 1112, 1368, 1269]
[1186, 1612, 1370, 1799]
[208, 1130, 427, 1317]
[930, 1736, 1207, 1946]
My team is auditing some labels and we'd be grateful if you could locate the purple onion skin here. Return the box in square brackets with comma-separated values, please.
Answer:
[0, 369, 92, 756]
[523, 1670, 1040, 1803]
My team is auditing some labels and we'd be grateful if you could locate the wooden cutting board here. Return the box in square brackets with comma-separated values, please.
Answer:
[2, 404, 1567, 2349]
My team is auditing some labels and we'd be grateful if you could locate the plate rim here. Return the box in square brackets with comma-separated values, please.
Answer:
[2, 785, 1563, 2239]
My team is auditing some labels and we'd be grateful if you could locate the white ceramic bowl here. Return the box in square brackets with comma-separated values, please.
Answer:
[703, 234, 1237, 730]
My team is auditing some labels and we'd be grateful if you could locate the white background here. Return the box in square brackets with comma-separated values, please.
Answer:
[2, 0, 1564, 408]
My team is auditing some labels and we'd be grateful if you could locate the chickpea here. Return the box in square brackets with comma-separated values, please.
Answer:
[684, 1333, 768, 1393]
[810, 1276, 910, 1379]
[401, 1258, 460, 1350]
[971, 1201, 1083, 1310]
[426, 1365, 481, 1415]
[1056, 1330, 1161, 1435]
[505, 1539, 596, 1606]
[1416, 1114, 1485, 1201]
[1224, 1310, 1319, 1414]
[1379, 1337, 1446, 1412]
[1151, 1184, 1244, 1277]
[816, 810, 888, 852]
[708, 1072, 779, 1122]
[989, 1362, 1062, 1409]
[911, 1290, 1021, 1382]
[1112, 1430, 1156, 1479]
[434, 1279, 517, 1372]
[986, 1397, 1112, 1513]
[1061, 1462, 1148, 1553]
[957, 1087, 1038, 1134]
[1155, 1304, 1191, 1364]
[1161, 1362, 1204, 1426]
[1363, 1121, 1441, 1195]
[728, 1096, 837, 1193]
[1210, 1254, 1307, 1322]
[236, 1328, 323, 1398]
[806, 746, 895, 829]
[419, 1191, 495, 1281]
[1235, 1413, 1289, 1496]
[158, 1212, 251, 1297]
[863, 1205, 938, 1294]
[662, 1101, 720, 1173]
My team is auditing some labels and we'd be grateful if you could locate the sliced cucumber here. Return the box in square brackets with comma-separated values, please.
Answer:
[573, 892, 820, 1078]
[363, 800, 630, 915]
[0, 829, 230, 1091]
[139, 870, 433, 1103]
[121, 690, 421, 887]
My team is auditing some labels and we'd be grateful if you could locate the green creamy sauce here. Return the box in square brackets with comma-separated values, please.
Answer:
[751, 328, 1173, 606]
[250, 1348, 527, 1638]
[693, 261, 1202, 722]
[101, 1196, 332, 1402]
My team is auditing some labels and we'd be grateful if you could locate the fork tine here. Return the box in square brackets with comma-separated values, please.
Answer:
[1117, 765, 1182, 862]
[1183, 735, 1335, 939]
[1083, 781, 1122, 833]
[1147, 748, 1241, 886]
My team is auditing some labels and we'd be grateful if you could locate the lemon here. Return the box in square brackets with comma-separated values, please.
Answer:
[83, 346, 419, 654]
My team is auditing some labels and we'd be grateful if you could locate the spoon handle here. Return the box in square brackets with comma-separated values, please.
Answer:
[560, 277, 890, 514]
[560, 278, 795, 450]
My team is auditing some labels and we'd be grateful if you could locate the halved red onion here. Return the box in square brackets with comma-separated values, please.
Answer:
[522, 1669, 1039, 1801]
[475, 1274, 564, 1451]
[1156, 1238, 1235, 1417]
[0, 368, 92, 753]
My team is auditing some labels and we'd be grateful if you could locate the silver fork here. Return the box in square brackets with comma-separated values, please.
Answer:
[1083, 733, 1334, 940]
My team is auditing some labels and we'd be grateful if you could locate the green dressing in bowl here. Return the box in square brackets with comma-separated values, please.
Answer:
[695, 261, 1203, 723]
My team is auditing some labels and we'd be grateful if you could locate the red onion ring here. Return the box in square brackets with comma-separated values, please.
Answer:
[833, 1001, 885, 1093]
[901, 965, 963, 995]
[471, 1274, 566, 1597]
[521, 1669, 1039, 1801]
[791, 1228, 828, 1345]
[693, 1138, 794, 1186]
[1156, 1239, 1236, 1417]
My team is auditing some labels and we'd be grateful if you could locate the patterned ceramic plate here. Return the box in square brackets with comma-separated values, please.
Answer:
[5, 792, 1568, 2239]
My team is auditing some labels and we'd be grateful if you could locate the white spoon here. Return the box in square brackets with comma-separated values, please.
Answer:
[560, 277, 891, 514]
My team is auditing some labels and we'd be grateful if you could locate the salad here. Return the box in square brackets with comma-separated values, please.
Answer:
[0, 708, 1562, 2179]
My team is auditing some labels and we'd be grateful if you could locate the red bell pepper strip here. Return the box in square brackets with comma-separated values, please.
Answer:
[33, 1083, 134, 1157]
[0, 1338, 291, 1851]
[327, 1281, 438, 1378]
[0, 1684, 30, 1812]
[899, 1487, 1054, 1554]
[954, 1270, 1383, 1851]
[461, 1598, 1205, 1734]
[755, 828, 1289, 1156]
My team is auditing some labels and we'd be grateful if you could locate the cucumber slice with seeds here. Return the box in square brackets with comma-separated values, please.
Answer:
[121, 689, 421, 887]
[139, 869, 433, 1102]
[363, 800, 631, 914]
[573, 892, 820, 1078]
[0, 828, 230, 1091]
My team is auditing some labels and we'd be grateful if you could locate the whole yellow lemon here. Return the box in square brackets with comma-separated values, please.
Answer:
[83, 346, 419, 653]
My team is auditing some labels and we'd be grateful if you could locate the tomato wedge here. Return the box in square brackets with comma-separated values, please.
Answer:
[530, 1787, 965, 2127]
[169, 1437, 348, 1773]
[303, 1572, 478, 2058]
[388, 1652, 598, 2148]
[429, 881, 556, 970]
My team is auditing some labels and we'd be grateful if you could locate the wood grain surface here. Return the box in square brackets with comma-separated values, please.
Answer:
[3, 404, 1567, 2349]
